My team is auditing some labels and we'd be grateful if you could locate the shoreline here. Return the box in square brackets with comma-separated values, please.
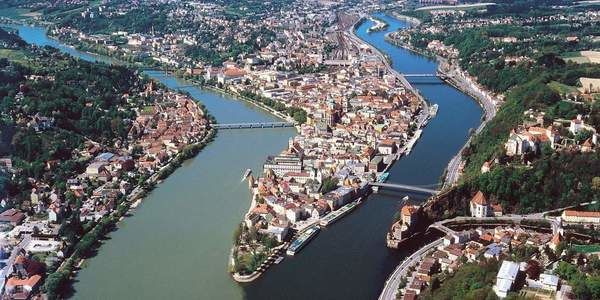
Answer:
[2, 18, 223, 297]
[1, 17, 298, 128]
[382, 28, 498, 187]
[387, 12, 423, 27]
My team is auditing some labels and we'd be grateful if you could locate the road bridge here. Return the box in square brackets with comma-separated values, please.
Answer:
[369, 182, 439, 195]
[402, 74, 438, 77]
[212, 122, 295, 129]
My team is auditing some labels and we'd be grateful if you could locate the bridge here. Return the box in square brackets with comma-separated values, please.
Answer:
[402, 74, 439, 77]
[401, 73, 450, 84]
[212, 122, 295, 129]
[369, 182, 439, 195]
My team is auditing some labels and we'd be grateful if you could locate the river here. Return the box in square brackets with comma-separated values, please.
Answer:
[4, 12, 482, 300]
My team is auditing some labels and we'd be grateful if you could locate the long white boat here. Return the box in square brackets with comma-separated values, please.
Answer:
[319, 199, 361, 227]
[241, 168, 252, 182]
[286, 226, 320, 256]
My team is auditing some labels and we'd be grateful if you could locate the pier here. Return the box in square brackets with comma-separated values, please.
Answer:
[212, 122, 295, 129]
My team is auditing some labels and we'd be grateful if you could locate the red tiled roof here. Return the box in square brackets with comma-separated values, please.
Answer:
[471, 191, 488, 206]
[563, 210, 600, 218]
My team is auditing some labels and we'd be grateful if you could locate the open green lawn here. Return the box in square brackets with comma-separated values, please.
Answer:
[0, 7, 33, 19]
[0, 49, 30, 64]
[565, 56, 592, 64]
[415, 3, 496, 11]
[548, 81, 580, 95]
[562, 51, 593, 64]
[572, 244, 600, 253]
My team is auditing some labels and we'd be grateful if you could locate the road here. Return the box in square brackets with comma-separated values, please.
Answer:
[441, 64, 498, 188]
[379, 238, 444, 300]
[3, 234, 31, 277]
[381, 212, 569, 299]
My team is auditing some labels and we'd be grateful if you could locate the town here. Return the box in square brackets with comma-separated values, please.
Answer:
[31, 0, 440, 280]
[0, 35, 211, 299]
[0, 0, 598, 299]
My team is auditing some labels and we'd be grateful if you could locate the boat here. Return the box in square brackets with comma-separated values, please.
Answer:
[377, 172, 390, 183]
[402, 195, 409, 201]
[319, 199, 361, 227]
[429, 104, 439, 116]
[241, 168, 252, 182]
[286, 226, 320, 256]
[274, 256, 284, 264]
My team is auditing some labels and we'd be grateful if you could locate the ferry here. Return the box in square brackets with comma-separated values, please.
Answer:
[377, 172, 390, 183]
[319, 199, 360, 227]
[286, 226, 320, 256]
[241, 168, 252, 182]
[429, 104, 439, 116]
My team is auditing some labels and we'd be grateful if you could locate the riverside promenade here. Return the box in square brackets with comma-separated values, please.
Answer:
[440, 63, 498, 187]
[379, 238, 444, 300]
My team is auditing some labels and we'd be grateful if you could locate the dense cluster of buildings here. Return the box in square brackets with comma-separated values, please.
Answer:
[234, 25, 428, 260]
[496, 110, 599, 171]
[399, 225, 579, 300]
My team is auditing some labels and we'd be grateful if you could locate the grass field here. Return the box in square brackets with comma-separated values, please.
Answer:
[573, 244, 600, 253]
[0, 49, 30, 64]
[0, 8, 34, 19]
[548, 81, 580, 95]
[563, 51, 600, 64]
[415, 2, 496, 11]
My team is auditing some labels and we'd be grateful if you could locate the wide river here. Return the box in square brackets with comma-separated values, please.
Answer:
[5, 12, 482, 300]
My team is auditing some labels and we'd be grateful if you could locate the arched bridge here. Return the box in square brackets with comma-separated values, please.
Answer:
[369, 182, 439, 195]
[212, 122, 295, 129]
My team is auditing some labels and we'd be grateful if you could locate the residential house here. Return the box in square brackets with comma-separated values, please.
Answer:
[561, 210, 600, 224]
[493, 260, 520, 298]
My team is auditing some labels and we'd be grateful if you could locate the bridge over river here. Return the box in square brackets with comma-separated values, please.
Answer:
[369, 182, 439, 195]
[212, 122, 295, 129]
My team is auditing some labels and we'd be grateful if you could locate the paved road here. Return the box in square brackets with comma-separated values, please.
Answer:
[441, 65, 498, 188]
[3, 234, 31, 276]
[379, 238, 444, 300]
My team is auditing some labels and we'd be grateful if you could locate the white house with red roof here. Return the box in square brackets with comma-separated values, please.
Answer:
[469, 191, 502, 218]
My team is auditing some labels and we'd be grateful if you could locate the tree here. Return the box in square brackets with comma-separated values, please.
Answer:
[592, 177, 600, 191]
[575, 129, 593, 143]
[232, 223, 243, 245]
[398, 276, 408, 289]
[320, 177, 339, 194]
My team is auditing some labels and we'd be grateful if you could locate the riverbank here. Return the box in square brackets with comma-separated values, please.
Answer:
[367, 17, 389, 33]
[382, 29, 499, 187]
[387, 12, 422, 27]
[2, 17, 301, 129]
[0, 19, 226, 298]
[45, 114, 216, 297]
